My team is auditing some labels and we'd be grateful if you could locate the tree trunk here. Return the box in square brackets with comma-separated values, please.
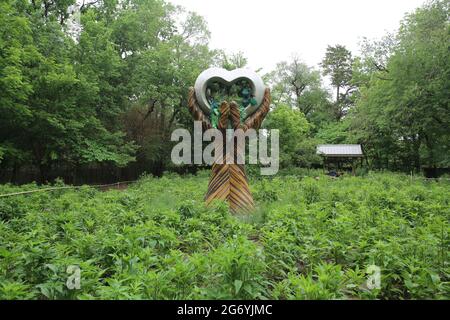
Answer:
[39, 163, 50, 184]
[11, 163, 20, 183]
[423, 133, 435, 168]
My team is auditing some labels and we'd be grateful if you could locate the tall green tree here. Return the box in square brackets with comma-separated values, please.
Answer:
[0, 0, 37, 173]
[0, 0, 146, 181]
[267, 57, 332, 127]
[120, 5, 216, 175]
[353, 0, 450, 171]
[321, 45, 355, 120]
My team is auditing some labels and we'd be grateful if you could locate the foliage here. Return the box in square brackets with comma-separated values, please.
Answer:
[0, 172, 448, 300]
[321, 45, 353, 95]
[217, 51, 248, 71]
[351, 0, 450, 171]
[0, 0, 143, 181]
[266, 57, 331, 125]
[1, 0, 449, 183]
[0, 0, 219, 181]
[262, 0, 448, 175]
[264, 104, 321, 168]
[321, 45, 355, 120]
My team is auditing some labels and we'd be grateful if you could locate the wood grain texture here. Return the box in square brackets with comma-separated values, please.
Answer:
[188, 87, 212, 131]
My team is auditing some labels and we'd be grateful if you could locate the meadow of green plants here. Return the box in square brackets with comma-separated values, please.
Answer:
[0, 171, 448, 300]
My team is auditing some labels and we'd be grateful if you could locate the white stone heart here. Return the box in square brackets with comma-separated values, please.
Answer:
[194, 68, 266, 119]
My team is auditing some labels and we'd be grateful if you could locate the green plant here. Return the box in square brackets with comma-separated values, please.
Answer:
[0, 172, 448, 299]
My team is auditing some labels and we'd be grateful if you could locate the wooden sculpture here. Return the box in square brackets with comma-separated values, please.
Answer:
[187, 69, 271, 214]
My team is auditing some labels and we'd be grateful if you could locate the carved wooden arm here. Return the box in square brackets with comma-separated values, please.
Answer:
[188, 87, 271, 131]
[242, 88, 271, 131]
[188, 87, 212, 131]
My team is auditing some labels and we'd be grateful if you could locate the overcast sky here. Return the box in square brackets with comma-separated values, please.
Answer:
[169, 0, 426, 74]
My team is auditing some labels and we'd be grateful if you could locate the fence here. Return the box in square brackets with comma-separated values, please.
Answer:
[0, 180, 137, 198]
[0, 174, 448, 199]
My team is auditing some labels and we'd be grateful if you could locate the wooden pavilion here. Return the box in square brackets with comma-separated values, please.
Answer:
[316, 144, 364, 175]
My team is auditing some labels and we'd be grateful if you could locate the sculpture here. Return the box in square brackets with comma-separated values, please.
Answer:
[187, 68, 271, 213]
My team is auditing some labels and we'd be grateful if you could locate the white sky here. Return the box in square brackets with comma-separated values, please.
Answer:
[169, 0, 426, 74]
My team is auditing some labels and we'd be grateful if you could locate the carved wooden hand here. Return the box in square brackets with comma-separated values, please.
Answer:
[187, 87, 271, 213]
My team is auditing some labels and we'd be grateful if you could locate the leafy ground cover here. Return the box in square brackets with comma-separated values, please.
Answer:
[0, 171, 448, 299]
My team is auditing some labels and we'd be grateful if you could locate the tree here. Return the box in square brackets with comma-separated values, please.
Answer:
[321, 45, 355, 120]
[214, 51, 249, 70]
[264, 104, 320, 168]
[0, 0, 142, 182]
[121, 5, 216, 176]
[0, 0, 222, 181]
[0, 0, 36, 178]
[267, 57, 332, 127]
[352, 0, 450, 171]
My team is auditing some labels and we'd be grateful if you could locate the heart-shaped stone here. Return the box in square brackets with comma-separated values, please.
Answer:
[194, 68, 266, 119]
